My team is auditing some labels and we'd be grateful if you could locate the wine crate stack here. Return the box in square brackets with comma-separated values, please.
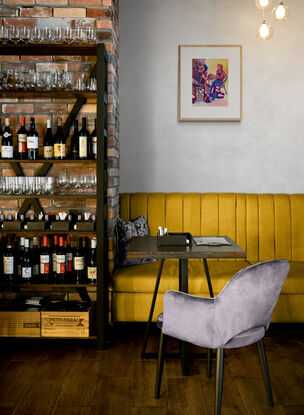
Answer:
[0, 0, 119, 348]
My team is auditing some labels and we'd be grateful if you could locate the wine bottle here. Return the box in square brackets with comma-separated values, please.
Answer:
[17, 237, 25, 281]
[31, 237, 40, 282]
[17, 116, 28, 160]
[3, 237, 14, 283]
[43, 119, 54, 160]
[79, 117, 90, 160]
[40, 235, 51, 283]
[27, 117, 39, 160]
[73, 237, 85, 284]
[22, 238, 32, 283]
[56, 236, 66, 283]
[2, 118, 14, 159]
[53, 118, 66, 160]
[65, 235, 73, 282]
[70, 119, 79, 160]
[87, 237, 97, 284]
[91, 118, 97, 160]
[0, 118, 3, 158]
[52, 235, 58, 279]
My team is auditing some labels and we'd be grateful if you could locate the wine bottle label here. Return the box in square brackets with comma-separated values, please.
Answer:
[44, 146, 54, 159]
[52, 253, 57, 271]
[79, 136, 87, 158]
[3, 256, 14, 274]
[87, 267, 97, 280]
[66, 253, 73, 272]
[40, 254, 50, 274]
[22, 267, 32, 279]
[54, 143, 66, 158]
[27, 136, 38, 149]
[56, 254, 66, 274]
[74, 256, 85, 270]
[18, 264, 22, 276]
[32, 264, 39, 276]
[18, 134, 27, 153]
[1, 145, 13, 158]
[0, 135, 2, 152]
[92, 137, 97, 157]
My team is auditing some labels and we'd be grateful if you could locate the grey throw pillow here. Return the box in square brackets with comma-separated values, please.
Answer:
[116, 215, 156, 267]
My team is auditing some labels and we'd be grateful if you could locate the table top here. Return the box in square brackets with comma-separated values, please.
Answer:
[128, 236, 246, 260]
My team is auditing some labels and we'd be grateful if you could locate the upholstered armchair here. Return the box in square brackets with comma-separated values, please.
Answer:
[155, 259, 290, 415]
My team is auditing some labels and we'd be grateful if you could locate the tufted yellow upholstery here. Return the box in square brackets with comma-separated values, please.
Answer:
[112, 193, 304, 322]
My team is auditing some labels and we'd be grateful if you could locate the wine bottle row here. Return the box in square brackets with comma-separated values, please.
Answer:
[0, 116, 98, 160]
[2, 235, 97, 285]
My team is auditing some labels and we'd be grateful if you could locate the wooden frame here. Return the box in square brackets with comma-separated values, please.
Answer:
[178, 44, 242, 121]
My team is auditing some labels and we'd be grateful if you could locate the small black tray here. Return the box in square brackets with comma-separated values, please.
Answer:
[2, 221, 22, 231]
[51, 221, 70, 231]
[25, 221, 46, 231]
[74, 221, 95, 231]
[157, 232, 192, 246]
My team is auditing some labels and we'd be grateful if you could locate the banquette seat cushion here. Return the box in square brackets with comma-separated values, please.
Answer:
[112, 193, 304, 323]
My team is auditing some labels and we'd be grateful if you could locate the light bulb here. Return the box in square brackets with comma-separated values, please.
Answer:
[255, 0, 272, 10]
[256, 20, 273, 40]
[272, 2, 289, 20]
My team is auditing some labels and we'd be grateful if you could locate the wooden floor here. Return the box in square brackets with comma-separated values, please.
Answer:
[0, 324, 303, 415]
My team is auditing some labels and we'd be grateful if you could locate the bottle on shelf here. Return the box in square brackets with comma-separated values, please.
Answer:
[79, 117, 90, 160]
[27, 117, 39, 160]
[56, 236, 66, 283]
[91, 118, 97, 160]
[17, 116, 28, 160]
[31, 237, 40, 282]
[87, 237, 97, 284]
[1, 118, 14, 159]
[17, 237, 25, 281]
[52, 235, 58, 280]
[73, 237, 86, 284]
[40, 235, 51, 283]
[70, 119, 79, 160]
[54, 118, 66, 160]
[43, 119, 54, 160]
[0, 118, 3, 157]
[65, 235, 73, 282]
[21, 238, 32, 284]
[3, 237, 14, 283]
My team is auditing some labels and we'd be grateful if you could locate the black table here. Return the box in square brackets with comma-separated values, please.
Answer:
[128, 235, 246, 375]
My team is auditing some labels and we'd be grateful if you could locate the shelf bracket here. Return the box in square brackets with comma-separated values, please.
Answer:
[9, 161, 24, 177]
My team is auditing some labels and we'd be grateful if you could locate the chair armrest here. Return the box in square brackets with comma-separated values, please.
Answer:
[162, 290, 215, 349]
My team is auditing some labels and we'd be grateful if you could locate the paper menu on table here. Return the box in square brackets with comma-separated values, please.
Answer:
[193, 236, 232, 246]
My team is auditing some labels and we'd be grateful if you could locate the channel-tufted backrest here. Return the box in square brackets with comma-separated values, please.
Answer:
[120, 193, 304, 262]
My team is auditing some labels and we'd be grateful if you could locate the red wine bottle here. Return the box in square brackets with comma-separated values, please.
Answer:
[3, 237, 14, 283]
[73, 237, 85, 284]
[87, 237, 97, 284]
[31, 237, 40, 283]
[53, 118, 66, 160]
[91, 118, 97, 160]
[65, 235, 73, 282]
[70, 120, 79, 160]
[56, 236, 66, 283]
[21, 238, 32, 284]
[2, 118, 14, 159]
[52, 235, 58, 279]
[27, 117, 39, 160]
[17, 116, 28, 160]
[40, 235, 51, 283]
[43, 119, 54, 160]
[79, 117, 90, 160]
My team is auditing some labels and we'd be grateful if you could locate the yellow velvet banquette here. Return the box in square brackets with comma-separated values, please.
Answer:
[112, 193, 304, 323]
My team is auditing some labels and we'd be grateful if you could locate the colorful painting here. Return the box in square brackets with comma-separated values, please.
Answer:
[192, 58, 228, 106]
[178, 45, 242, 121]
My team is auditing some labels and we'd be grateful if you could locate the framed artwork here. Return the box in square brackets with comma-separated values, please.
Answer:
[178, 45, 242, 121]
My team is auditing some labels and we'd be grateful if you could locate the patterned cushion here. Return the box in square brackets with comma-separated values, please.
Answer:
[116, 216, 156, 267]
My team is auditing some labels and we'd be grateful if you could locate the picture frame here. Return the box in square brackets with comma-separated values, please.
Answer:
[178, 45, 242, 121]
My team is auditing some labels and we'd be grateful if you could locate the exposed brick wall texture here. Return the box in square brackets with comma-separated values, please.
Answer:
[0, 0, 120, 273]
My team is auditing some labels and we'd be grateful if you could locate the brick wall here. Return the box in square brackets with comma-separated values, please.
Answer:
[0, 0, 120, 273]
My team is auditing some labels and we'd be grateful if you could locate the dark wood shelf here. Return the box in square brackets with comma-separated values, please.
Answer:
[0, 230, 96, 236]
[0, 44, 97, 56]
[0, 194, 96, 199]
[0, 91, 96, 99]
[0, 283, 97, 289]
[3, 159, 96, 164]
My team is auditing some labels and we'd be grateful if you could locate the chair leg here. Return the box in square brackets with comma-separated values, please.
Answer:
[207, 348, 212, 378]
[215, 348, 224, 415]
[155, 331, 166, 399]
[257, 338, 274, 406]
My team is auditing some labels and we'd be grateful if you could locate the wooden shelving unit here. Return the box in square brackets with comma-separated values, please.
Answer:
[0, 43, 109, 349]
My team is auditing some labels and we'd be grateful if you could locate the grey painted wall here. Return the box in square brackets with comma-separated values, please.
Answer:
[119, 0, 303, 193]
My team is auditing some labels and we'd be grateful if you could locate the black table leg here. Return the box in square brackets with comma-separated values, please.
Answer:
[203, 258, 214, 298]
[141, 258, 165, 358]
[179, 258, 190, 376]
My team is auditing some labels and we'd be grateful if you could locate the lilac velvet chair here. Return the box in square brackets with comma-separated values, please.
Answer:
[155, 259, 290, 415]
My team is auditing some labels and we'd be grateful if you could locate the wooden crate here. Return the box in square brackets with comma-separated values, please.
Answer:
[41, 306, 91, 338]
[0, 311, 41, 337]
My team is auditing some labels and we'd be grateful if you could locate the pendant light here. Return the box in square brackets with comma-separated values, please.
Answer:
[256, 20, 273, 40]
[255, 0, 272, 10]
[272, 1, 289, 21]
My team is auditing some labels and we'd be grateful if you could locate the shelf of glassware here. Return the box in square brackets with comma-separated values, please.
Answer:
[0, 194, 96, 199]
[3, 159, 97, 164]
[0, 44, 98, 56]
[0, 91, 97, 99]
[0, 230, 96, 236]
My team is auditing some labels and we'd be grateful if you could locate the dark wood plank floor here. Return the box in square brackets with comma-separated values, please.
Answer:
[0, 324, 303, 415]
